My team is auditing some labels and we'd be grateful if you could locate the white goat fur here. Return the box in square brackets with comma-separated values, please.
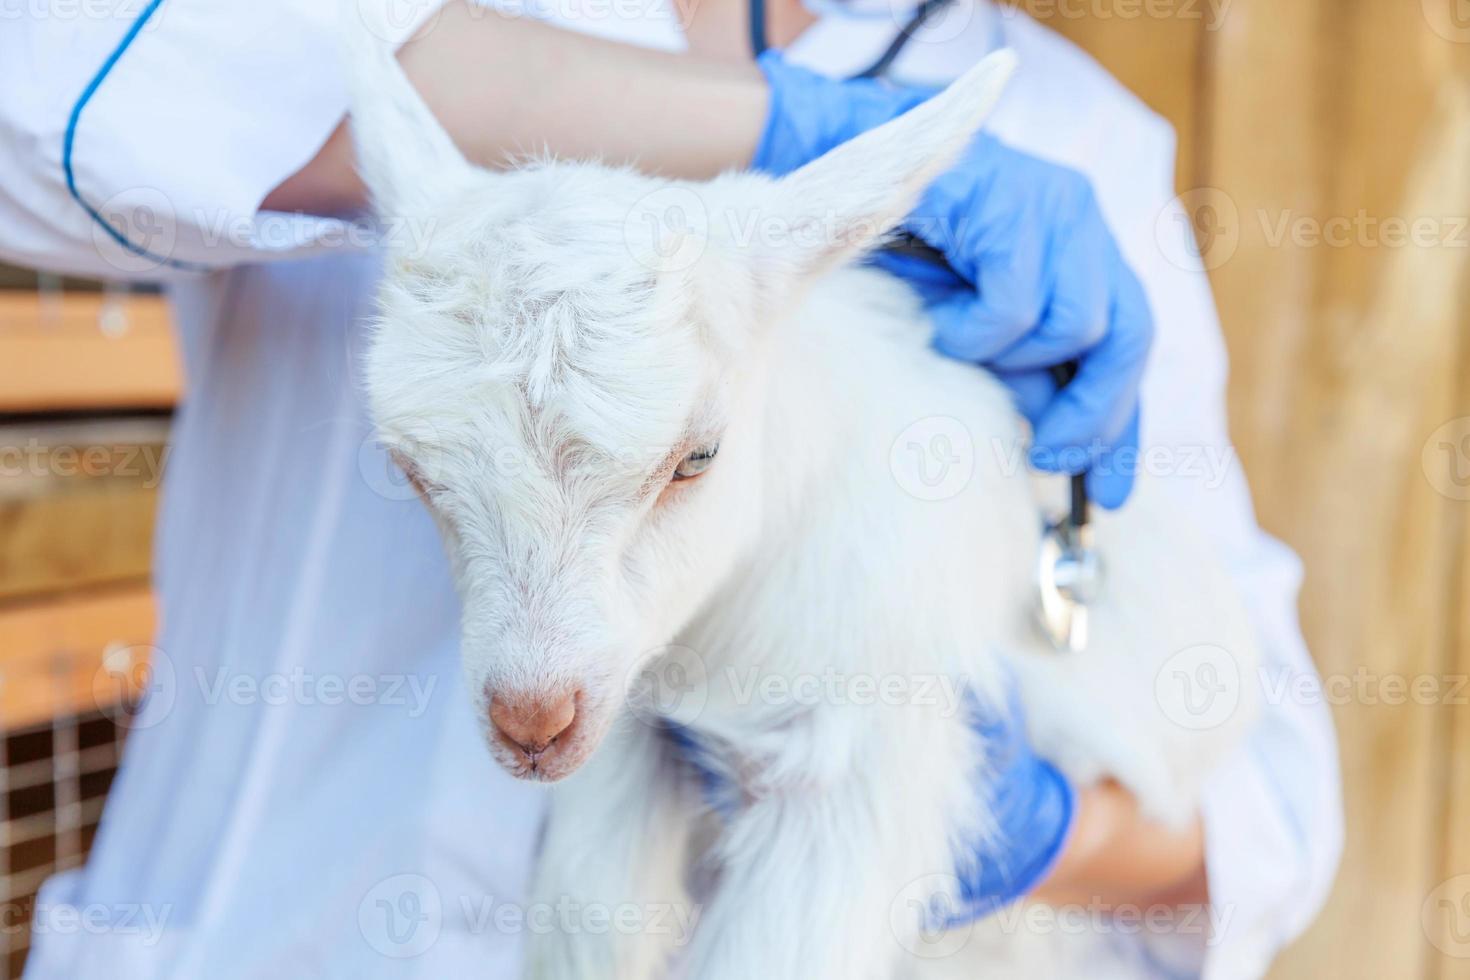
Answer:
[349, 27, 1260, 980]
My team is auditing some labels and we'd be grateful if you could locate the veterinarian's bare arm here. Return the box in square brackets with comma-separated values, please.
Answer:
[1033, 781, 1209, 909]
[264, 1, 766, 215]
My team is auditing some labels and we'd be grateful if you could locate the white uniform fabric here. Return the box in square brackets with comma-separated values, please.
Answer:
[0, 2, 1342, 978]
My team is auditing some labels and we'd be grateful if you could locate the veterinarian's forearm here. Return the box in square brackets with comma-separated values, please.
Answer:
[265, 1, 766, 215]
[1033, 781, 1209, 909]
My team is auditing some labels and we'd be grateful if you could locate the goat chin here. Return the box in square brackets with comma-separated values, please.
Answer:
[526, 264, 1261, 980]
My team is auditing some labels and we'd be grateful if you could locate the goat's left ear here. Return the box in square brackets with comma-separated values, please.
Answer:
[750, 50, 1017, 295]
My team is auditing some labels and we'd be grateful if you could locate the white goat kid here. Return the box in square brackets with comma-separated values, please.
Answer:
[352, 37, 1259, 980]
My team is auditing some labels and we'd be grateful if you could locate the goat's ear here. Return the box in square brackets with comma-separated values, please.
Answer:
[339, 1, 476, 220]
[753, 50, 1017, 292]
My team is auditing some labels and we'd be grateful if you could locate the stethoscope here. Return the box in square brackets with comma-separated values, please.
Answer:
[748, 0, 1103, 653]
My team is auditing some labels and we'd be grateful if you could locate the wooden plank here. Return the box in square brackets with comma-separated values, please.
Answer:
[1198, 4, 1470, 977]
[1429, 257, 1470, 980]
[1432, 458, 1470, 979]
[0, 419, 168, 600]
[0, 492, 158, 601]
[0, 588, 156, 731]
[0, 293, 181, 412]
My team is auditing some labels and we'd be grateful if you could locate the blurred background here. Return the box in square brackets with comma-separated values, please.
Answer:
[0, 269, 170, 975]
[2, 1, 1468, 978]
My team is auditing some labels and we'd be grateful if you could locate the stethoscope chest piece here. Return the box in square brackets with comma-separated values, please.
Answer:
[1034, 514, 1102, 654]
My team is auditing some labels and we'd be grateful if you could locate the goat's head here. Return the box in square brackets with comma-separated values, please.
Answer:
[349, 37, 1015, 781]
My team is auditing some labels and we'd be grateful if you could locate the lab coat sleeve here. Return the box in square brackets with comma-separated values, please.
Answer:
[981, 18, 1344, 978]
[0, 0, 438, 281]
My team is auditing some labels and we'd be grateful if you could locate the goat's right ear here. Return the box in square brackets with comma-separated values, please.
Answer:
[339, 1, 476, 220]
[749, 50, 1017, 299]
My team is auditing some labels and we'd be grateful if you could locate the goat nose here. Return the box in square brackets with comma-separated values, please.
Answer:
[489, 690, 578, 755]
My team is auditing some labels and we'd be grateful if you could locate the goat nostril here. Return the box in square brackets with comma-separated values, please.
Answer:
[488, 690, 578, 755]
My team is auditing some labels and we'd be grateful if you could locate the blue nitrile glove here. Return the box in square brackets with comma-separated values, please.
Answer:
[945, 681, 1075, 923]
[664, 678, 1075, 923]
[754, 51, 1154, 507]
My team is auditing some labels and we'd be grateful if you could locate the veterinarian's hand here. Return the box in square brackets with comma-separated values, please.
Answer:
[753, 51, 1153, 507]
[943, 680, 1076, 922]
[664, 679, 1076, 922]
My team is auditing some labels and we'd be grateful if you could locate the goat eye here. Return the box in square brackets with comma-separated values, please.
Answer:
[673, 444, 719, 481]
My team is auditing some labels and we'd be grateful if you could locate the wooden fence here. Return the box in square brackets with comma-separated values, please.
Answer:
[1027, 2, 1470, 976]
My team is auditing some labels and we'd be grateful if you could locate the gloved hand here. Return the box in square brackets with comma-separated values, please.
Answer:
[945, 679, 1075, 922]
[754, 51, 1154, 507]
[664, 677, 1075, 923]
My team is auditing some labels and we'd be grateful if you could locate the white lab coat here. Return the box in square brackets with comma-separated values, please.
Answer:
[0, 2, 1342, 978]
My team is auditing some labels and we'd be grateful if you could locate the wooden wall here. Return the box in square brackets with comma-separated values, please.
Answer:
[0, 289, 175, 727]
[1025, 2, 1470, 976]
